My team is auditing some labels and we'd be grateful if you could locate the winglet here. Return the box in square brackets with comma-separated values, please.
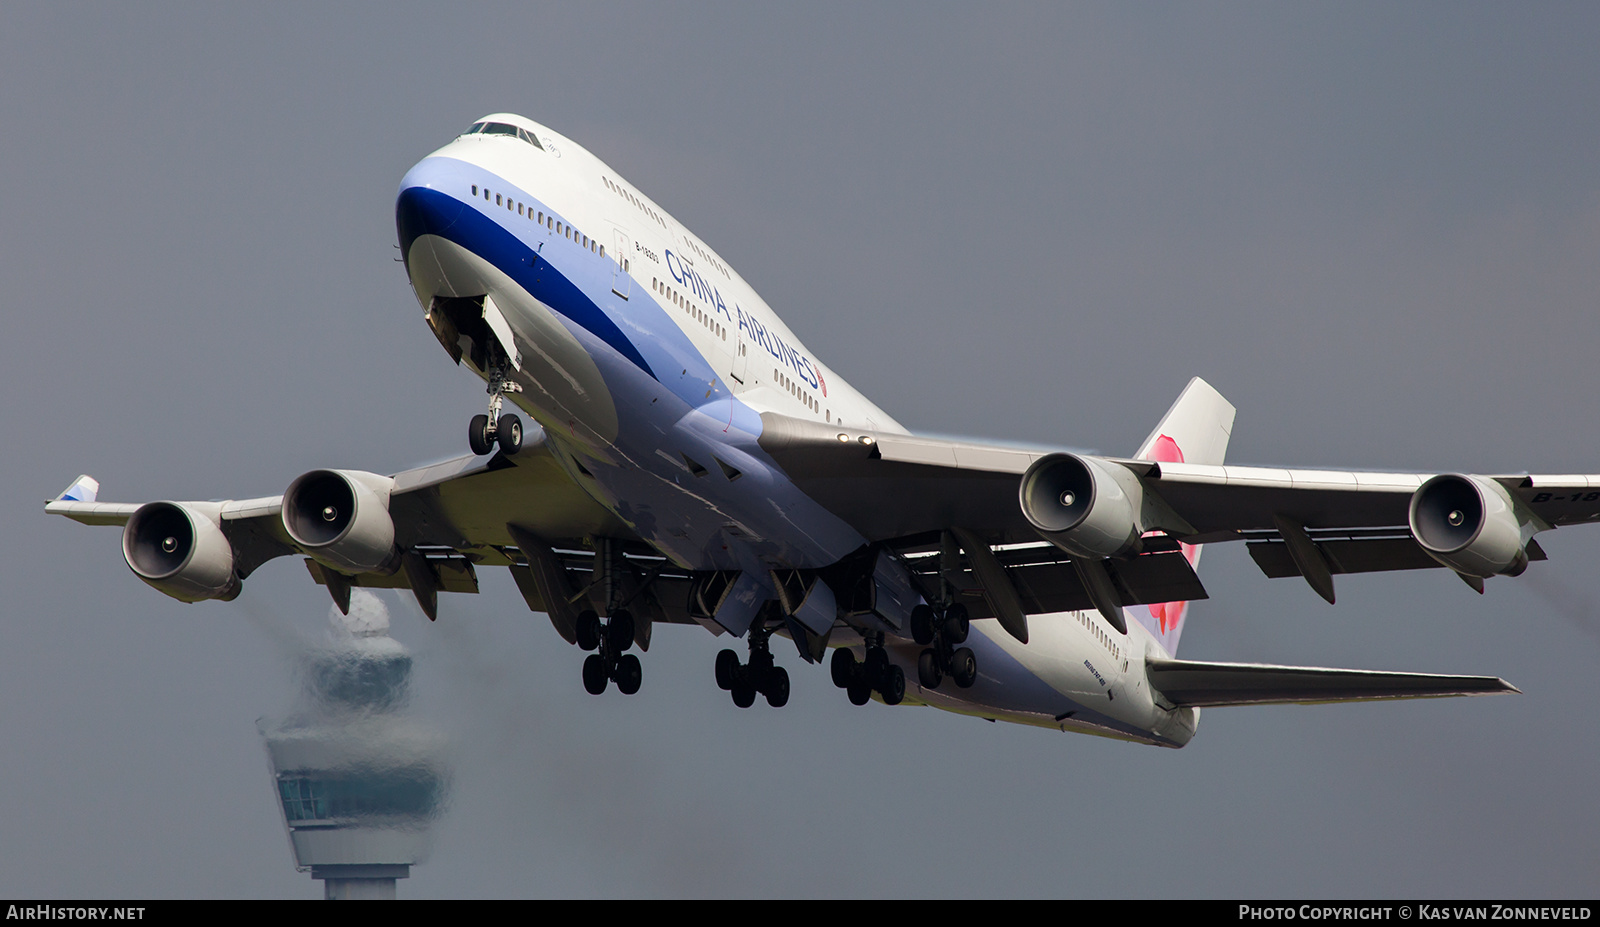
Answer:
[54, 475, 100, 503]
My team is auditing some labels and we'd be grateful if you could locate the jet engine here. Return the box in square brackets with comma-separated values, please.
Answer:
[121, 501, 240, 602]
[1408, 474, 1531, 578]
[1020, 453, 1144, 559]
[282, 469, 399, 575]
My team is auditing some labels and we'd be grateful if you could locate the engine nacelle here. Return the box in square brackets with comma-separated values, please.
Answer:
[1020, 453, 1144, 559]
[282, 469, 398, 575]
[1408, 474, 1531, 578]
[121, 501, 239, 602]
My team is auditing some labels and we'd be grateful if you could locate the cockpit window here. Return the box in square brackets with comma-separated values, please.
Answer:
[461, 121, 544, 151]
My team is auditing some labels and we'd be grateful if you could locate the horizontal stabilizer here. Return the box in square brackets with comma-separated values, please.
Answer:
[1147, 658, 1518, 707]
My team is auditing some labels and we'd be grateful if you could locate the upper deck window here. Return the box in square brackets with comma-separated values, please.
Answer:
[463, 122, 545, 151]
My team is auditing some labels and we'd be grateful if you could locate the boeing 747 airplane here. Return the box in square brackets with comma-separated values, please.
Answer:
[51, 114, 1591, 747]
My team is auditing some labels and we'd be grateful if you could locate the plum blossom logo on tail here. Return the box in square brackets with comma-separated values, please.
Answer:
[1146, 434, 1197, 634]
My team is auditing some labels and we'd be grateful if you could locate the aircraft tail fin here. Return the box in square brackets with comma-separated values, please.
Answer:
[1129, 378, 1236, 656]
[1133, 377, 1235, 466]
[1146, 658, 1519, 707]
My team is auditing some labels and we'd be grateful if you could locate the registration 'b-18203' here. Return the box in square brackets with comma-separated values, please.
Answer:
[54, 114, 1592, 747]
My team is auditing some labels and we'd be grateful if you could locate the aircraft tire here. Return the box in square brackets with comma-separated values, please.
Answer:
[910, 605, 935, 646]
[765, 667, 790, 708]
[715, 649, 739, 690]
[582, 654, 609, 695]
[576, 610, 601, 651]
[944, 603, 970, 645]
[917, 649, 943, 689]
[608, 610, 635, 652]
[846, 680, 872, 706]
[468, 414, 494, 456]
[616, 653, 642, 695]
[863, 646, 888, 687]
[951, 647, 978, 688]
[731, 675, 757, 708]
[830, 647, 855, 688]
[496, 413, 523, 454]
[880, 665, 905, 706]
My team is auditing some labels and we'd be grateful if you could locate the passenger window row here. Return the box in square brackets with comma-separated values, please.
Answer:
[602, 176, 667, 230]
[772, 367, 820, 416]
[683, 236, 729, 280]
[471, 184, 605, 258]
[653, 278, 725, 342]
[1076, 610, 1126, 667]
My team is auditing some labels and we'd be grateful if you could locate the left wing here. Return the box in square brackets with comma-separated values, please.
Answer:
[46, 425, 697, 640]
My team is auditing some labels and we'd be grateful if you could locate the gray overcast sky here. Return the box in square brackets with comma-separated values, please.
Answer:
[5, 3, 1600, 898]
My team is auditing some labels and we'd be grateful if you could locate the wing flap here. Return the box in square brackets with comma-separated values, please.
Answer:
[900, 539, 1208, 619]
[1147, 658, 1519, 707]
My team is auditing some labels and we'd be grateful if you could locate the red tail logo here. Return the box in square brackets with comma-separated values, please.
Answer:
[1146, 434, 1196, 634]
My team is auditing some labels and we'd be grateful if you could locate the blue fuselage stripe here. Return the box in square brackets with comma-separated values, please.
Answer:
[395, 185, 657, 380]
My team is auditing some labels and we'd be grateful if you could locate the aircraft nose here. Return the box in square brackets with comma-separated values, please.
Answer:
[395, 162, 468, 258]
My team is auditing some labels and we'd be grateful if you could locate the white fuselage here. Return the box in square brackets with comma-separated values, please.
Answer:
[397, 114, 1199, 747]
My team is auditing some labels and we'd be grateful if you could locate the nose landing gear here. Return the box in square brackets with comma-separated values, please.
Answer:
[908, 602, 978, 690]
[715, 625, 790, 708]
[577, 608, 641, 695]
[468, 363, 524, 456]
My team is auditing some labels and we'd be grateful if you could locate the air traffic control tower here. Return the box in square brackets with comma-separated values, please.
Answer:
[260, 591, 448, 899]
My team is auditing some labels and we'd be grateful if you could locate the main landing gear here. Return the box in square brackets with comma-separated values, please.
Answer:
[908, 602, 978, 690]
[576, 608, 641, 696]
[716, 625, 789, 708]
[468, 364, 524, 456]
[830, 634, 906, 706]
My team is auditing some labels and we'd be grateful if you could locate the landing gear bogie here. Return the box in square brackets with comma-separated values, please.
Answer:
[830, 636, 910, 707]
[576, 609, 643, 696]
[907, 602, 979, 691]
[720, 625, 789, 709]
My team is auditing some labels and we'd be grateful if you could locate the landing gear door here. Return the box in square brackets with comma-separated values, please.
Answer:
[482, 294, 521, 371]
[611, 228, 633, 300]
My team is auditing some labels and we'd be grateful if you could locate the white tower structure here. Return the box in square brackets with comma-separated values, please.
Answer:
[261, 590, 448, 900]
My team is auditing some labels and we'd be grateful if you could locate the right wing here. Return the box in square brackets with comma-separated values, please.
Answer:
[758, 379, 1600, 611]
